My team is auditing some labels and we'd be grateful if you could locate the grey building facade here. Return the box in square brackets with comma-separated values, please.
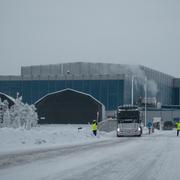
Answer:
[0, 62, 176, 112]
[172, 78, 180, 105]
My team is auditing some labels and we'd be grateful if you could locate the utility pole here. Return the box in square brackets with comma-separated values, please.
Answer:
[144, 77, 147, 127]
[131, 76, 134, 106]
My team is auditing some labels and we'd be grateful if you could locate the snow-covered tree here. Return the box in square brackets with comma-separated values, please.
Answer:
[2, 108, 11, 127]
[0, 98, 8, 127]
[0, 98, 3, 125]
[1, 93, 39, 129]
[21, 103, 38, 130]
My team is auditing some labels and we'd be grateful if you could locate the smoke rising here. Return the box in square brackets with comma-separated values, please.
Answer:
[147, 80, 159, 97]
[123, 65, 159, 97]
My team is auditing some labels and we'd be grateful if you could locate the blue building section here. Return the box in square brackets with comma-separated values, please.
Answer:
[172, 88, 180, 105]
[0, 80, 124, 110]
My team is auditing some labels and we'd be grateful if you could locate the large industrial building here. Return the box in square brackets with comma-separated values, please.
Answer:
[0, 62, 179, 123]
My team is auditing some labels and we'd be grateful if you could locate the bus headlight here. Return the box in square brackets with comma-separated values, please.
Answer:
[138, 127, 141, 131]
[117, 128, 120, 132]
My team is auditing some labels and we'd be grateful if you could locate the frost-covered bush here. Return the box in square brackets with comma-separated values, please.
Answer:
[2, 108, 11, 127]
[1, 94, 38, 129]
[0, 98, 8, 127]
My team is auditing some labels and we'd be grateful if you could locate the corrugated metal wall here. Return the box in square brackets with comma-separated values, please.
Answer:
[0, 79, 124, 110]
[21, 62, 136, 78]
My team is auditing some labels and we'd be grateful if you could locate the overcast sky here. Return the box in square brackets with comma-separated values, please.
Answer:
[0, 0, 180, 77]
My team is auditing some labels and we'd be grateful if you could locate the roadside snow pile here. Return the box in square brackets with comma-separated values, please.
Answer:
[0, 124, 115, 154]
[0, 124, 157, 155]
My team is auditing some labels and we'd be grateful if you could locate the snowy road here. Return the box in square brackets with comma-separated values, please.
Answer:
[0, 130, 180, 180]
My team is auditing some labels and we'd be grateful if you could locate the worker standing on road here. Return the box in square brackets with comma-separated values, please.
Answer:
[176, 122, 180, 136]
[92, 120, 97, 136]
[147, 121, 152, 134]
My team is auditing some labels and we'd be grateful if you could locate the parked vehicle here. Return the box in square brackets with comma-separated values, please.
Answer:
[163, 121, 174, 130]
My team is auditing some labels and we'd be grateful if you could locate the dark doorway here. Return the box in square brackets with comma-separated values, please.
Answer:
[35, 89, 104, 124]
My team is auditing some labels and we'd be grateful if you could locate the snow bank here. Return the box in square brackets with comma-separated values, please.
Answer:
[0, 124, 157, 155]
[0, 124, 115, 155]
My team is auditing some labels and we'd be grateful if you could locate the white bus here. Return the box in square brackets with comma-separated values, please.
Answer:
[117, 105, 142, 137]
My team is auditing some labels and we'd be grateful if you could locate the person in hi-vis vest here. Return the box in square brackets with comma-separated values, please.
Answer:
[91, 120, 97, 136]
[176, 122, 180, 136]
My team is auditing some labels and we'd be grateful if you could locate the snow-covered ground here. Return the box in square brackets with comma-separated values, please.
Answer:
[0, 124, 117, 155]
[0, 124, 151, 155]
[3, 125, 177, 180]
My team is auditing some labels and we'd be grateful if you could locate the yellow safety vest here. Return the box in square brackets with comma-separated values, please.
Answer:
[176, 123, 180, 130]
[92, 123, 97, 131]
